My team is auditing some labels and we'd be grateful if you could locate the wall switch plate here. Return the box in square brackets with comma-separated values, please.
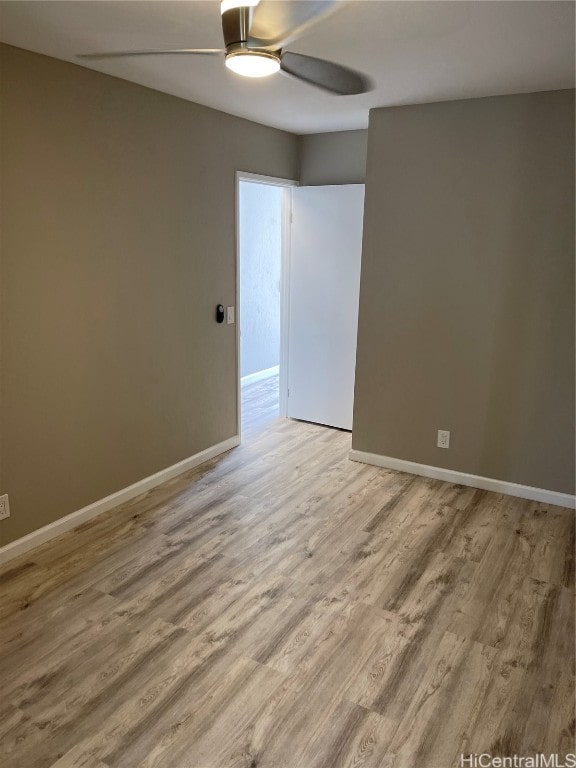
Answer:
[437, 430, 450, 449]
[0, 494, 10, 520]
[226, 306, 235, 325]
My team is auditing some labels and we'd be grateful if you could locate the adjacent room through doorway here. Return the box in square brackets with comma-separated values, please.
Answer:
[237, 176, 289, 434]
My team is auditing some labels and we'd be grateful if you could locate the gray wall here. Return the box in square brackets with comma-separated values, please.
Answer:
[353, 90, 575, 495]
[0, 44, 298, 545]
[239, 181, 282, 377]
[299, 130, 368, 185]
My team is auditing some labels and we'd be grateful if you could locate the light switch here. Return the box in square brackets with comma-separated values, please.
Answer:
[226, 306, 235, 324]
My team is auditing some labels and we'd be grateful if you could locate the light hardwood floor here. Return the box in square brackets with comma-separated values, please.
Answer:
[1, 374, 574, 768]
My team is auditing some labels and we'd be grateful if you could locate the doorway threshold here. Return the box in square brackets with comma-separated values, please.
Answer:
[241, 365, 280, 388]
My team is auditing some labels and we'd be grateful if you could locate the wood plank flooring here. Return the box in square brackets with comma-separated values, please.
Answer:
[1, 373, 574, 768]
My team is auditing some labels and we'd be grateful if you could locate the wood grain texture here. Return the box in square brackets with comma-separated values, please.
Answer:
[1, 374, 574, 768]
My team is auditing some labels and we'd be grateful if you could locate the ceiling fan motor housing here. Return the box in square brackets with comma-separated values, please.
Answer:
[221, 5, 254, 50]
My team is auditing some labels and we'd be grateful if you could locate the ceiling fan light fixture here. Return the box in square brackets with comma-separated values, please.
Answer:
[225, 49, 280, 78]
[220, 0, 259, 15]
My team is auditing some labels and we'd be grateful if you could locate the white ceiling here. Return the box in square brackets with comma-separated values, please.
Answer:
[0, 0, 574, 134]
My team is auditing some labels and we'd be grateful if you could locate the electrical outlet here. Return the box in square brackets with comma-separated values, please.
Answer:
[437, 430, 450, 449]
[0, 494, 10, 521]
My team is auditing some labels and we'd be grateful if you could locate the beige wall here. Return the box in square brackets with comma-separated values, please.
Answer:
[0, 44, 298, 545]
[353, 90, 575, 495]
[299, 129, 367, 185]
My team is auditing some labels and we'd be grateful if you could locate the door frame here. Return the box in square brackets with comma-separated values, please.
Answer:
[235, 171, 298, 440]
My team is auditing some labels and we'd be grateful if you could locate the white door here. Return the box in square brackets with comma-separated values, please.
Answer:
[287, 184, 364, 430]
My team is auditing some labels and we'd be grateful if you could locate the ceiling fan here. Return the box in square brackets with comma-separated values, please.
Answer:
[78, 0, 370, 96]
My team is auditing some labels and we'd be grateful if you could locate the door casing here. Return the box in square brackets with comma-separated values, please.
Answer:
[235, 171, 298, 440]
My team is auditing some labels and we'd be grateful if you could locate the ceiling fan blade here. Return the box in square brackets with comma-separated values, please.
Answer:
[78, 49, 223, 60]
[280, 52, 370, 95]
[249, 0, 340, 49]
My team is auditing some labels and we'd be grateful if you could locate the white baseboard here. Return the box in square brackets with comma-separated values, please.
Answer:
[0, 435, 240, 566]
[241, 365, 279, 387]
[349, 449, 576, 510]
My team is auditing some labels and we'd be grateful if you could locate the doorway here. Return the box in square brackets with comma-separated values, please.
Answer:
[236, 172, 296, 438]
